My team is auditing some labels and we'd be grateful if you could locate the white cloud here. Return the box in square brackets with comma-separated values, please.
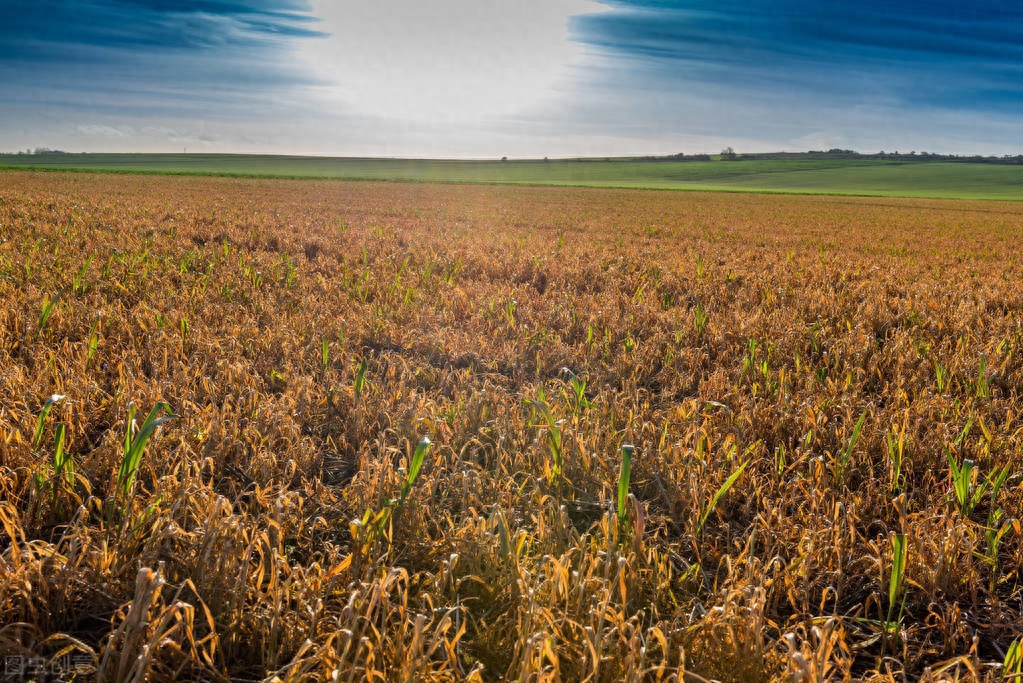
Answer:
[299, 0, 603, 125]
[74, 124, 130, 138]
[788, 131, 850, 151]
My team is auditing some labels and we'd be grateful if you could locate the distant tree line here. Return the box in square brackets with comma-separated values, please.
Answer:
[12, 148, 69, 155]
[628, 152, 713, 162]
[762, 149, 1023, 164]
[619, 149, 1023, 165]
[874, 150, 1023, 164]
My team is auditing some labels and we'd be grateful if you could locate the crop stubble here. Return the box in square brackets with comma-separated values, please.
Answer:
[0, 171, 1021, 681]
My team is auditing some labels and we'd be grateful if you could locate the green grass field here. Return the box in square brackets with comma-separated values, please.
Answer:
[2, 152, 1022, 199]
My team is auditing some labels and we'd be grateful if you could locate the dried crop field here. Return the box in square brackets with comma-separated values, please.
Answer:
[1, 170, 1021, 681]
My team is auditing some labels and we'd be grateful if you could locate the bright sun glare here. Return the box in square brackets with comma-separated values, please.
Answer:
[300, 0, 602, 125]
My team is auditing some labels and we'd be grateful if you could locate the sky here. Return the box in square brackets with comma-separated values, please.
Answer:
[2, 0, 1023, 157]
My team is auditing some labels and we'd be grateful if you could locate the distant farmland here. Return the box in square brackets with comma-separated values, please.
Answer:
[3, 152, 1023, 199]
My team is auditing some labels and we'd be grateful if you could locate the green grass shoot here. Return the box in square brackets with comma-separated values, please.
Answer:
[976, 355, 990, 399]
[834, 409, 867, 485]
[85, 325, 99, 368]
[354, 357, 368, 399]
[887, 532, 907, 627]
[398, 436, 432, 506]
[116, 402, 177, 500]
[33, 394, 66, 450]
[946, 438, 1009, 517]
[527, 396, 564, 482]
[694, 302, 709, 339]
[618, 444, 634, 526]
[38, 294, 59, 334]
[886, 421, 906, 493]
[72, 256, 93, 294]
[1005, 638, 1022, 680]
[53, 423, 72, 486]
[698, 458, 750, 534]
[561, 368, 591, 416]
[934, 362, 949, 393]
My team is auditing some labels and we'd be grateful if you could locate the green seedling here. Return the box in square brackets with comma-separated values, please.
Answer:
[775, 444, 787, 479]
[694, 302, 709, 339]
[698, 458, 750, 534]
[53, 423, 72, 487]
[1005, 639, 1022, 681]
[282, 255, 298, 287]
[744, 338, 758, 374]
[885, 532, 908, 645]
[33, 394, 66, 450]
[72, 255, 93, 294]
[38, 294, 59, 334]
[934, 362, 949, 393]
[504, 298, 517, 327]
[561, 368, 591, 416]
[946, 432, 1009, 517]
[45, 422, 76, 513]
[976, 355, 991, 399]
[354, 357, 368, 399]
[632, 281, 645, 304]
[946, 452, 974, 516]
[527, 397, 564, 483]
[834, 410, 867, 485]
[397, 436, 432, 506]
[617, 444, 633, 527]
[976, 509, 1017, 593]
[352, 436, 433, 557]
[886, 420, 907, 493]
[116, 402, 177, 500]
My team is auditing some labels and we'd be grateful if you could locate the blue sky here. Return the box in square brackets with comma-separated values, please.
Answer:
[2, 0, 1022, 157]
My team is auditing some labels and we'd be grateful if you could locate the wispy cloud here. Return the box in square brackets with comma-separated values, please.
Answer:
[0, 0, 326, 119]
[1, 0, 323, 56]
[74, 124, 130, 138]
[571, 1, 1023, 112]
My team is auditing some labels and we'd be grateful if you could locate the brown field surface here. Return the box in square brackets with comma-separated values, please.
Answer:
[1, 170, 1022, 681]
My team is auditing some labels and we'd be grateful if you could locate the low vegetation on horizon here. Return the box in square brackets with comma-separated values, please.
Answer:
[2, 151, 1023, 200]
[0, 171, 1021, 680]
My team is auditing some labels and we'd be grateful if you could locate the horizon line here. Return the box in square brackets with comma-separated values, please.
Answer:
[4, 149, 1023, 162]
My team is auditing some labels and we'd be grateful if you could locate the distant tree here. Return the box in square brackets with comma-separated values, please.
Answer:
[720, 146, 737, 160]
[501, 156, 508, 162]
